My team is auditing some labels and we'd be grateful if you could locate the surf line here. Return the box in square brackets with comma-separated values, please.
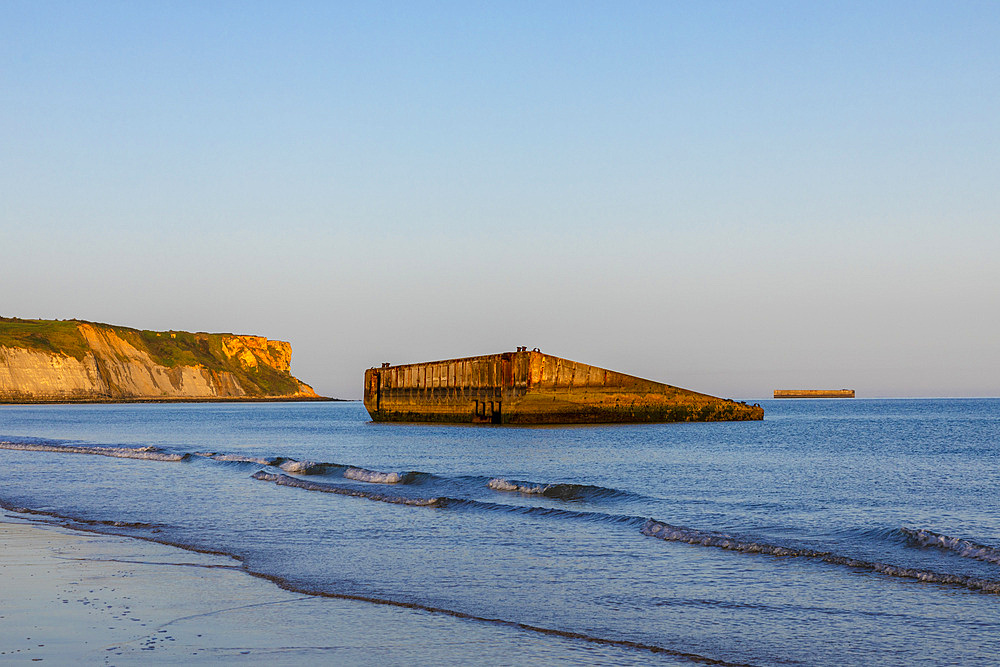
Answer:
[249, 572, 753, 667]
[1, 501, 748, 667]
[0, 441, 187, 461]
[642, 519, 1000, 594]
[250, 471, 443, 506]
[251, 470, 1000, 596]
[901, 527, 1000, 566]
[250, 471, 647, 528]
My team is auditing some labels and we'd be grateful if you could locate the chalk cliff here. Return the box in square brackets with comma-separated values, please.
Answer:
[0, 318, 320, 402]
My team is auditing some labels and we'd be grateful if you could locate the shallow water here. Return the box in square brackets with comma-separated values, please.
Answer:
[1, 399, 998, 665]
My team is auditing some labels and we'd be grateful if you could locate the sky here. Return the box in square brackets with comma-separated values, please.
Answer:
[2, 1, 998, 399]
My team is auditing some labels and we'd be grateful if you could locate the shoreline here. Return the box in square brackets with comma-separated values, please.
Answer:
[0, 396, 349, 406]
[0, 510, 678, 665]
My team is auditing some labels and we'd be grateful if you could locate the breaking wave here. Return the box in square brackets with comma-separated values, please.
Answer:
[448, 498, 643, 525]
[642, 519, 1000, 594]
[901, 527, 1000, 566]
[486, 477, 633, 501]
[0, 441, 186, 462]
[250, 471, 443, 506]
[250, 470, 644, 526]
[192, 453, 416, 483]
[194, 453, 291, 466]
[276, 460, 341, 475]
[3, 438, 433, 489]
[0, 500, 166, 533]
[344, 467, 414, 484]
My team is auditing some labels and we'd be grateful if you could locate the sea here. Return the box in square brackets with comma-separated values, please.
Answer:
[1, 398, 998, 666]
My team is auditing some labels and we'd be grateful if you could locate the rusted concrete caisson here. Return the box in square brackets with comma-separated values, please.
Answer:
[364, 349, 763, 425]
[774, 389, 855, 398]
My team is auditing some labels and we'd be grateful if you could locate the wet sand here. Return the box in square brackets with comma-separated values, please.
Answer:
[0, 511, 664, 665]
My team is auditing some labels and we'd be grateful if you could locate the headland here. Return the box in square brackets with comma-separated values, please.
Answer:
[0, 317, 325, 403]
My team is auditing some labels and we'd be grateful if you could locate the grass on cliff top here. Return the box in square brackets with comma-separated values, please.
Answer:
[0, 318, 301, 396]
[0, 317, 90, 360]
[134, 329, 226, 370]
[0, 317, 228, 365]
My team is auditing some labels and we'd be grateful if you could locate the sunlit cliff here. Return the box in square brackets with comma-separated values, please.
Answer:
[0, 318, 319, 402]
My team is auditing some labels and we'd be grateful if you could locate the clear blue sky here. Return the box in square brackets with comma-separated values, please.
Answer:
[2, 2, 998, 398]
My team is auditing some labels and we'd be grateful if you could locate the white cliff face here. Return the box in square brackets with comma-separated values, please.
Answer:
[0, 322, 317, 402]
[0, 347, 104, 400]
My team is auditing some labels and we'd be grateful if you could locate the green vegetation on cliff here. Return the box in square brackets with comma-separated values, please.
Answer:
[128, 328, 300, 396]
[0, 318, 91, 361]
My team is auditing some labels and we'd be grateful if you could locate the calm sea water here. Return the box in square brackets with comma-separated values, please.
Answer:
[1, 399, 998, 665]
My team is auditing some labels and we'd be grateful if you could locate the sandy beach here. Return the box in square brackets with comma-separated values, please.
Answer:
[0, 510, 658, 666]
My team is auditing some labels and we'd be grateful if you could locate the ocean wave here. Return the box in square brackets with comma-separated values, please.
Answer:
[248, 470, 643, 525]
[194, 453, 290, 466]
[344, 467, 414, 484]
[192, 453, 346, 476]
[642, 519, 1000, 594]
[0, 441, 187, 462]
[277, 460, 341, 475]
[196, 455, 413, 483]
[250, 471, 443, 506]
[265, 472, 642, 523]
[0, 500, 164, 532]
[446, 496, 643, 525]
[901, 527, 1000, 566]
[486, 477, 631, 502]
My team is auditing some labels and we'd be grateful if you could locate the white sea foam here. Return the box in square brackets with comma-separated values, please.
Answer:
[485, 478, 620, 501]
[902, 527, 1000, 566]
[488, 478, 547, 494]
[344, 467, 406, 484]
[642, 519, 1000, 594]
[196, 453, 283, 466]
[278, 460, 326, 474]
[0, 441, 186, 462]
[251, 471, 441, 506]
